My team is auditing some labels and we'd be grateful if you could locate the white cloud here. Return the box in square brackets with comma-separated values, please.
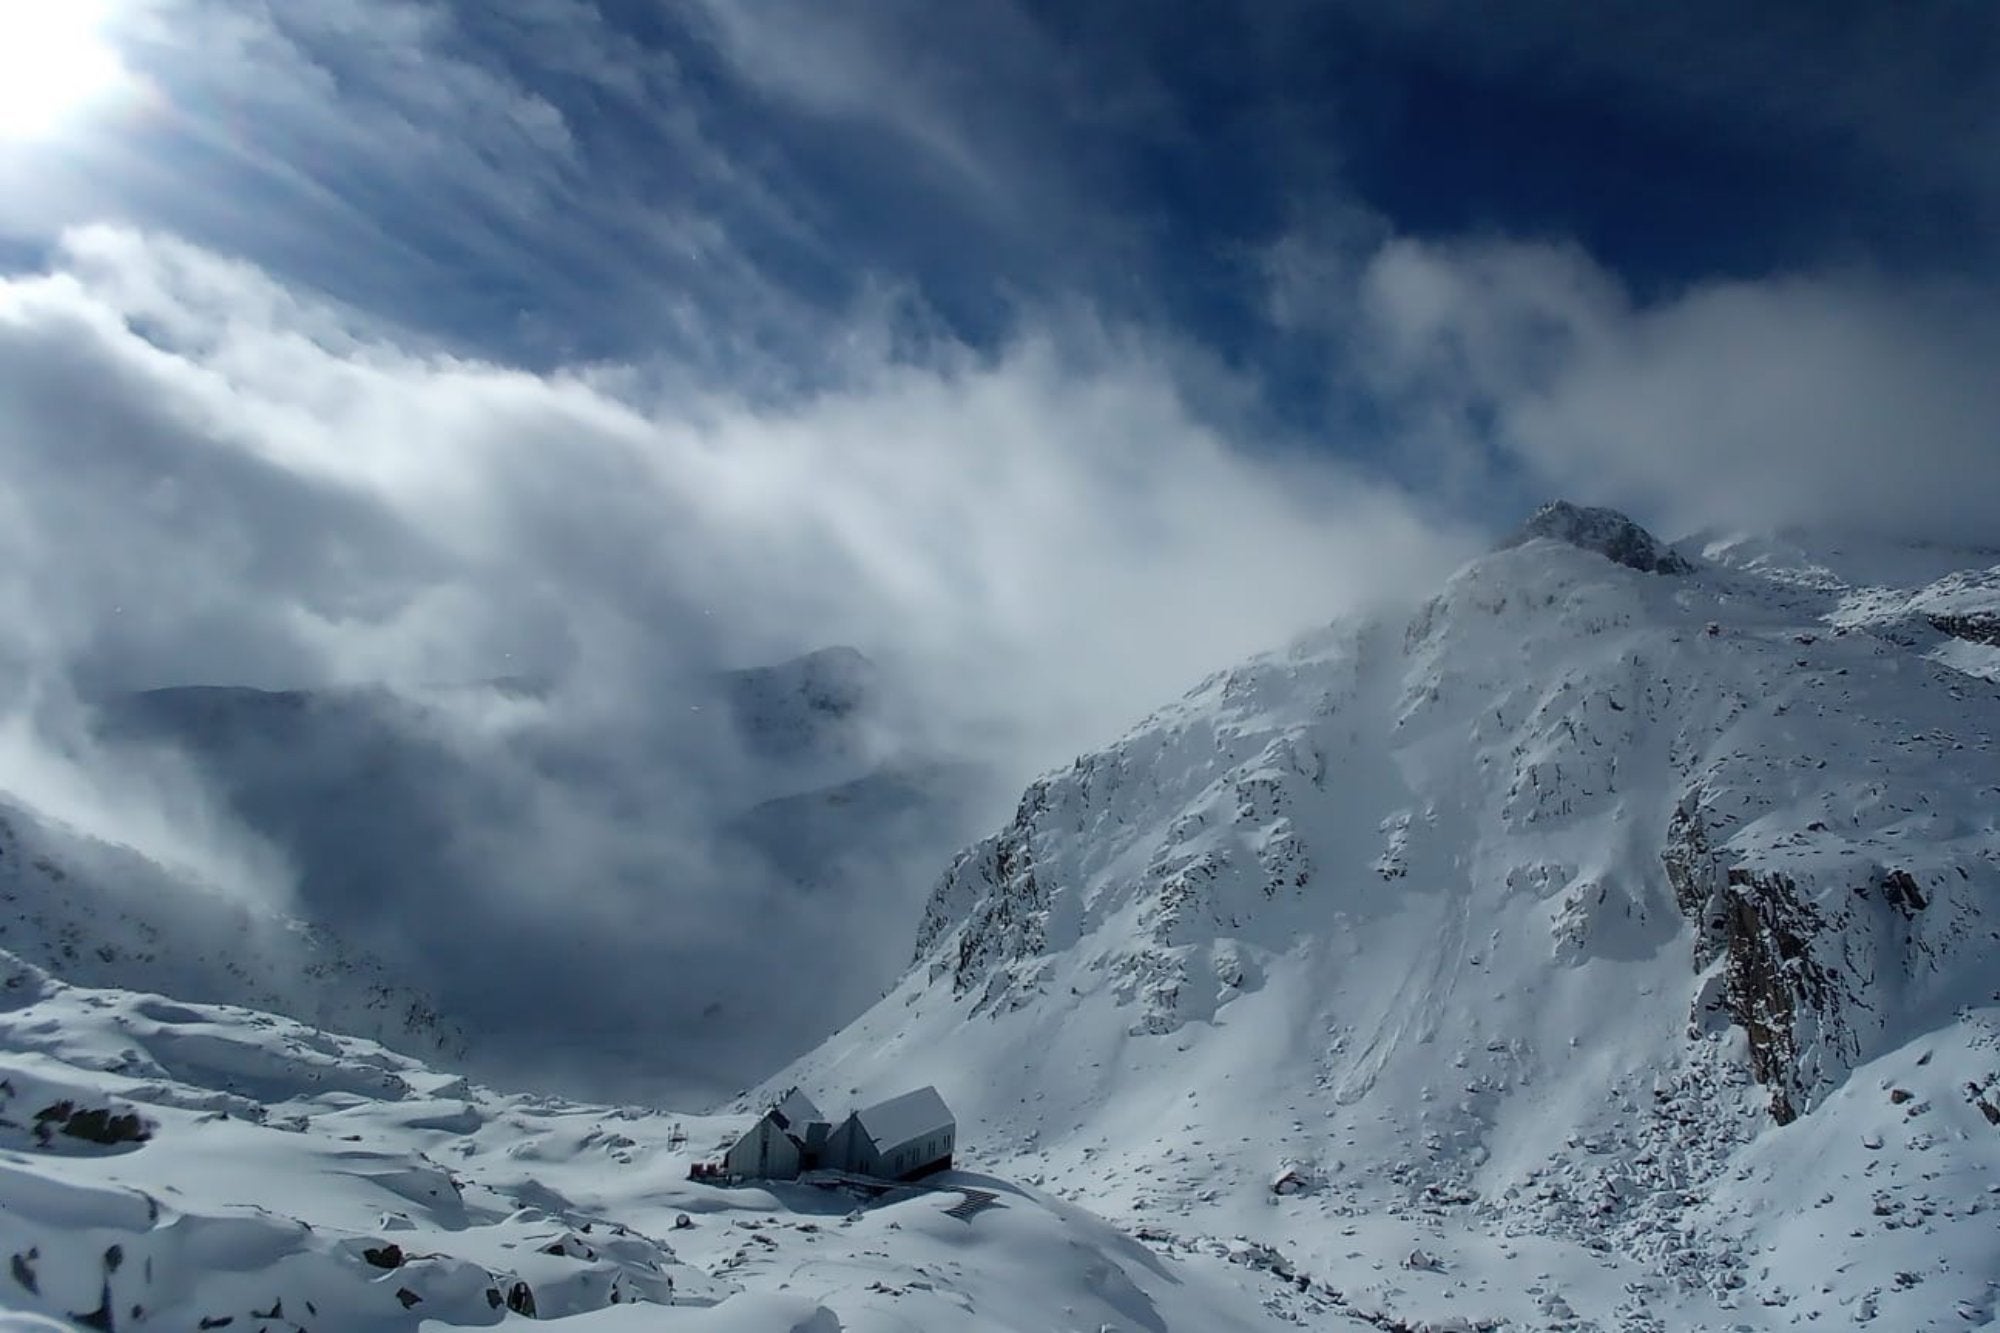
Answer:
[685, 0, 1055, 206]
[0, 226, 1469, 1098]
[7, 226, 1466, 732]
[1346, 237, 2000, 544]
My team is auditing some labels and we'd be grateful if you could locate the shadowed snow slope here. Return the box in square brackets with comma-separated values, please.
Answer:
[0, 799, 463, 1061]
[778, 514, 2000, 1331]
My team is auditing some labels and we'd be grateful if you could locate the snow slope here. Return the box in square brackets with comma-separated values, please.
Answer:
[778, 507, 2000, 1331]
[0, 951, 1322, 1332]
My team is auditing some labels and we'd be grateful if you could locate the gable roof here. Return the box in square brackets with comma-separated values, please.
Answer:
[853, 1086, 952, 1150]
[771, 1087, 824, 1131]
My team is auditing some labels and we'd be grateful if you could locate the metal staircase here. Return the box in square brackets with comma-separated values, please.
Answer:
[941, 1187, 998, 1221]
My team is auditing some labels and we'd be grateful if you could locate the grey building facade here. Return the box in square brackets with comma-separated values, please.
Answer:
[721, 1085, 955, 1183]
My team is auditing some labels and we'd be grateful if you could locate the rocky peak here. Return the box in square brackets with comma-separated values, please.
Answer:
[1501, 500, 1693, 574]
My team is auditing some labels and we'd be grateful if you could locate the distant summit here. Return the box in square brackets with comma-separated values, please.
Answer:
[1501, 500, 1693, 574]
[726, 645, 880, 763]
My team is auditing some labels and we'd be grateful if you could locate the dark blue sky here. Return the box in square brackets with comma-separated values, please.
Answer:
[16, 1, 1993, 367]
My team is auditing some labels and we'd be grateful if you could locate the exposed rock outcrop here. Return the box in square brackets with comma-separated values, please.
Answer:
[1657, 795, 1979, 1126]
[1662, 800, 1839, 1124]
[919, 779, 1052, 1008]
[1928, 611, 2000, 647]
[1502, 501, 1694, 574]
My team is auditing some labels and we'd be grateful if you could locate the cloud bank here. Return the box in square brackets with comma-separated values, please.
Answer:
[1269, 234, 2000, 546]
[0, 226, 1469, 1100]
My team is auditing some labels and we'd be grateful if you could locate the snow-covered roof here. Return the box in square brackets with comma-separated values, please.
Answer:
[771, 1087, 824, 1130]
[853, 1086, 952, 1149]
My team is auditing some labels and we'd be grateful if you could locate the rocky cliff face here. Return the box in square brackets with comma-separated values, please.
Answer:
[1660, 799, 1842, 1125]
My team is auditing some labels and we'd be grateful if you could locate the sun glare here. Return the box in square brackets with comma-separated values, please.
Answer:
[0, 0, 126, 140]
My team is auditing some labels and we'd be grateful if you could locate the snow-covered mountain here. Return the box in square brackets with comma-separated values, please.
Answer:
[98, 647, 895, 823]
[724, 761, 989, 892]
[778, 503, 2000, 1330]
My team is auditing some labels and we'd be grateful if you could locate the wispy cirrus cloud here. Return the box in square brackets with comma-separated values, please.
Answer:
[3, 0, 869, 378]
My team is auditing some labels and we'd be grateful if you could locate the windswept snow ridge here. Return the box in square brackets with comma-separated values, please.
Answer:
[1696, 528, 2000, 682]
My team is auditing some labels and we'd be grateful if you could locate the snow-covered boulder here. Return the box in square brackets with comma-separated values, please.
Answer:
[1268, 1160, 1318, 1196]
